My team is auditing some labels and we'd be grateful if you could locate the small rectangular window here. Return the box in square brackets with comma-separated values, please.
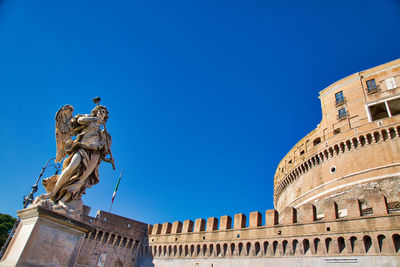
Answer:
[338, 107, 347, 119]
[335, 91, 345, 105]
[333, 128, 341, 135]
[366, 79, 378, 93]
[300, 150, 305, 155]
[313, 137, 321, 146]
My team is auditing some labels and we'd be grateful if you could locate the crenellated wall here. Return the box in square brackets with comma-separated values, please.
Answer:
[75, 206, 148, 267]
[136, 193, 400, 267]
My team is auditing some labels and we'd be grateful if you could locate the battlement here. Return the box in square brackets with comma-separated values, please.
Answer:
[138, 194, 400, 259]
[149, 193, 400, 237]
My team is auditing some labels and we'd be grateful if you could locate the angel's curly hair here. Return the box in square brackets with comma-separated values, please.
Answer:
[91, 105, 109, 122]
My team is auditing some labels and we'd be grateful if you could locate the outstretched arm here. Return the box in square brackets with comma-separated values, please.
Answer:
[77, 116, 103, 124]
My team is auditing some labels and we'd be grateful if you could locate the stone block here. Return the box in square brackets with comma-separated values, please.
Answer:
[152, 224, 162, 235]
[323, 200, 338, 221]
[206, 217, 218, 231]
[171, 221, 183, 234]
[233, 213, 246, 229]
[182, 220, 194, 233]
[219, 215, 232, 230]
[346, 198, 361, 218]
[301, 203, 316, 223]
[194, 218, 206, 232]
[161, 222, 172, 234]
[249, 211, 262, 228]
[281, 207, 297, 225]
[265, 209, 278, 227]
[371, 194, 388, 216]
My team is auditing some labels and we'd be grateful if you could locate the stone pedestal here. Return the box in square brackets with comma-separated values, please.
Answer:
[0, 206, 93, 267]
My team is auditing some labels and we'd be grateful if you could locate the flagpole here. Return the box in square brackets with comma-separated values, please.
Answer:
[109, 169, 123, 213]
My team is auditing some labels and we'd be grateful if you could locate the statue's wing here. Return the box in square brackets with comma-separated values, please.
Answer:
[55, 105, 74, 162]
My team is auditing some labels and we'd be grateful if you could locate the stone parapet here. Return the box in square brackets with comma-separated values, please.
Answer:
[142, 194, 400, 259]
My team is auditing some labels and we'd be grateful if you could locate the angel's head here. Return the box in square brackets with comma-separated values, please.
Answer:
[91, 105, 109, 122]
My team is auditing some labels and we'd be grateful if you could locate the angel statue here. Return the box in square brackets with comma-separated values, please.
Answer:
[33, 97, 115, 218]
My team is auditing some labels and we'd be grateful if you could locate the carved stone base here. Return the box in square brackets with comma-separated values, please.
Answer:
[32, 196, 84, 220]
[0, 206, 93, 267]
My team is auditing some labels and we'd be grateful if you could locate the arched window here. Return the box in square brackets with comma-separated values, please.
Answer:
[121, 237, 127, 247]
[360, 135, 366, 146]
[282, 240, 288, 255]
[313, 238, 320, 254]
[223, 243, 228, 256]
[366, 134, 373, 144]
[179, 245, 183, 257]
[184, 245, 189, 257]
[346, 140, 352, 150]
[103, 233, 109, 243]
[255, 242, 261, 256]
[196, 245, 200, 257]
[263, 241, 269, 255]
[382, 130, 388, 141]
[273, 241, 278, 255]
[168, 246, 172, 257]
[230, 243, 235, 256]
[389, 128, 397, 139]
[216, 244, 221, 256]
[158, 246, 162, 257]
[109, 234, 115, 245]
[292, 240, 298, 255]
[392, 234, 400, 253]
[246, 242, 251, 256]
[352, 138, 358, 148]
[303, 239, 310, 255]
[190, 245, 195, 257]
[377, 235, 386, 253]
[127, 238, 133, 248]
[338, 237, 345, 253]
[325, 238, 332, 254]
[115, 236, 121, 246]
[324, 150, 329, 159]
[96, 231, 103, 241]
[374, 131, 380, 142]
[350, 236, 357, 253]
[238, 243, 243, 256]
[334, 145, 340, 155]
[340, 142, 345, 153]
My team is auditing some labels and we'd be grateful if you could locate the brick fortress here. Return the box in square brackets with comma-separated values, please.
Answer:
[73, 59, 400, 266]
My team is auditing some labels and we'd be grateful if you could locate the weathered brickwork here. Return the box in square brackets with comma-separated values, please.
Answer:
[274, 59, 400, 212]
[75, 206, 148, 267]
[141, 194, 400, 261]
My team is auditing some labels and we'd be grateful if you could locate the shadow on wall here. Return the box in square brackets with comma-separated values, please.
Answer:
[136, 236, 155, 267]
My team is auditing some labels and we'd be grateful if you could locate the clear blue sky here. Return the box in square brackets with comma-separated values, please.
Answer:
[0, 0, 399, 225]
